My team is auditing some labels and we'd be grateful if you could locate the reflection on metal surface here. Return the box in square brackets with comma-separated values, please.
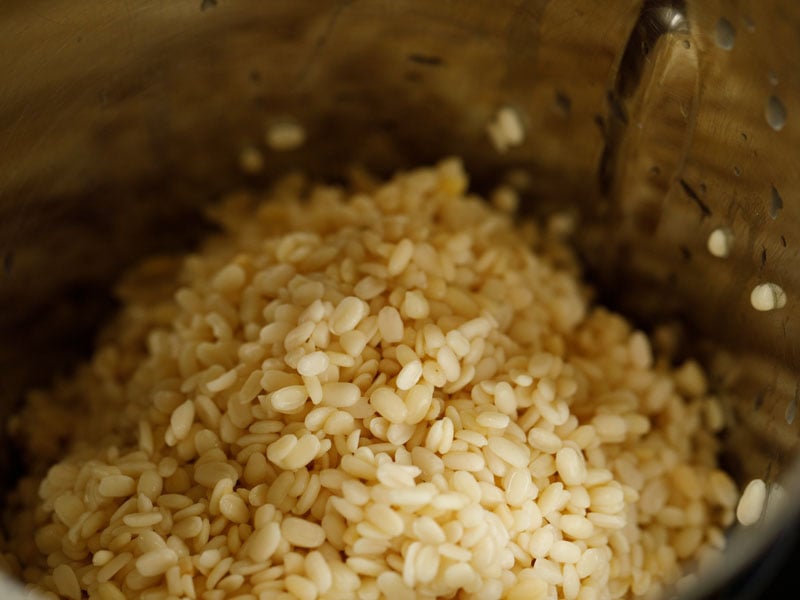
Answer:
[597, 0, 699, 255]
[662, 4, 689, 33]
[613, 0, 689, 98]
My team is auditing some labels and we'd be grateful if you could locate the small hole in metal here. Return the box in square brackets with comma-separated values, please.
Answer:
[714, 18, 736, 50]
[754, 388, 766, 411]
[786, 385, 799, 425]
[768, 71, 779, 86]
[770, 186, 783, 220]
[765, 95, 787, 131]
[554, 91, 572, 116]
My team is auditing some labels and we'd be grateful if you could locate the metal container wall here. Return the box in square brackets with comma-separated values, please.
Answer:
[1, 1, 798, 598]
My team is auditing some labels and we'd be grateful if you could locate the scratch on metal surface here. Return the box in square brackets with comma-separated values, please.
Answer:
[293, 0, 351, 90]
[2, 103, 68, 261]
[678, 178, 711, 217]
[121, 0, 137, 48]
[29, 7, 61, 25]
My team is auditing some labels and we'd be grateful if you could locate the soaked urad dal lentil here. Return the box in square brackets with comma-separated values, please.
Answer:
[0, 160, 742, 600]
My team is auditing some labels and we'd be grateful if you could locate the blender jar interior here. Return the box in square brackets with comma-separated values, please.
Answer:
[1, 1, 799, 598]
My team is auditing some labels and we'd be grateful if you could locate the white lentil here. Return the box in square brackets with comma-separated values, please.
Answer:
[577, 548, 604, 578]
[539, 482, 572, 517]
[736, 478, 766, 526]
[487, 105, 526, 153]
[494, 381, 517, 415]
[330, 296, 369, 335]
[92, 550, 114, 567]
[53, 564, 81, 600]
[281, 517, 326, 548]
[219, 493, 250, 524]
[565, 515, 595, 542]
[507, 578, 548, 600]
[707, 227, 733, 258]
[388, 239, 415, 277]
[269, 385, 308, 413]
[487, 436, 530, 469]
[136, 548, 178, 577]
[437, 346, 461, 382]
[245, 523, 280, 563]
[122, 511, 163, 528]
[396, 359, 423, 391]
[505, 468, 535, 507]
[353, 276, 386, 301]
[281, 433, 321, 470]
[98, 475, 136, 498]
[377, 306, 404, 343]
[97, 582, 127, 600]
[238, 145, 264, 174]
[266, 120, 306, 151]
[476, 411, 510, 430]
[169, 400, 196, 441]
[750, 282, 787, 311]
[96, 553, 132, 583]
[532, 557, 563, 585]
[592, 414, 627, 443]
[305, 550, 333, 594]
[556, 446, 587, 486]
[370, 387, 407, 423]
[563, 563, 581, 600]
[550, 540, 582, 564]
[297, 351, 330, 377]
[206, 369, 238, 393]
[285, 574, 317, 600]
[528, 526, 555, 558]
[402, 290, 430, 320]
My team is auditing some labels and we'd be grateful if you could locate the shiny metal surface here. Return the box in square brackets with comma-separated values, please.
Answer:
[1, 0, 799, 597]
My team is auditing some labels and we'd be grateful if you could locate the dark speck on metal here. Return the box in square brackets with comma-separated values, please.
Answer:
[407, 53, 443, 67]
[2, 252, 12, 276]
[770, 186, 783, 220]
